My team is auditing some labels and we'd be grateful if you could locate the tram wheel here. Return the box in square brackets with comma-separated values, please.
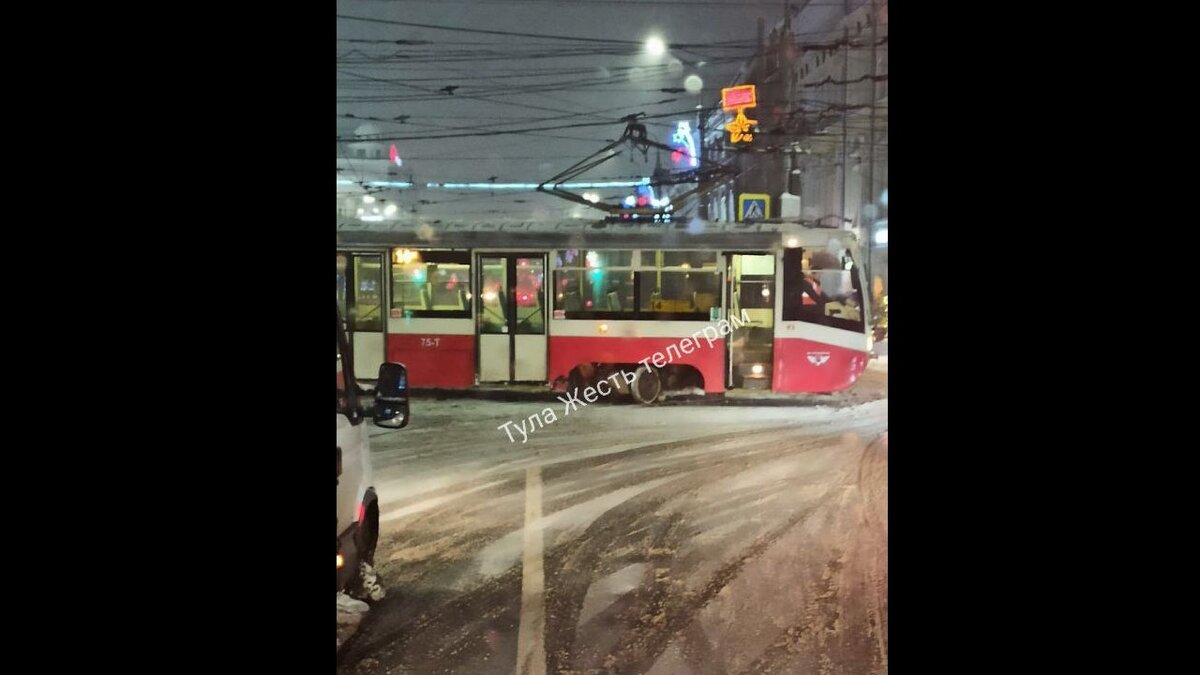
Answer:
[631, 365, 662, 405]
[567, 366, 590, 396]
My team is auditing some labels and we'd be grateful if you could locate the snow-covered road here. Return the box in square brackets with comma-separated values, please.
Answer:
[339, 366, 887, 674]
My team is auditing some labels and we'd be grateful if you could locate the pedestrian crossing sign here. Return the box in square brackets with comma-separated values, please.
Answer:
[738, 193, 771, 221]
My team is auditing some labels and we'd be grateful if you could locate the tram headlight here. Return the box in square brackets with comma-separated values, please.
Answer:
[751, 364, 764, 375]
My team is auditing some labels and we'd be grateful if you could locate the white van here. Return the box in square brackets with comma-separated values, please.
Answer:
[337, 307, 409, 594]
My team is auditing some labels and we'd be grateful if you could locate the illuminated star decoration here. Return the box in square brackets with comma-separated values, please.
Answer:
[725, 109, 756, 143]
[671, 121, 698, 167]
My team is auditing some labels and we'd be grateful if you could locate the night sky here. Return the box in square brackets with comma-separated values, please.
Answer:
[337, 0, 860, 221]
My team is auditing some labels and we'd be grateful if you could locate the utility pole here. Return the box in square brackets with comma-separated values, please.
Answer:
[781, 1, 792, 202]
[784, 1, 813, 212]
[698, 102, 708, 220]
[839, 7, 849, 234]
[864, 0, 878, 284]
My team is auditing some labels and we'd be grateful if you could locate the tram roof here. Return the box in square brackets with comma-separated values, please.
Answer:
[336, 216, 859, 250]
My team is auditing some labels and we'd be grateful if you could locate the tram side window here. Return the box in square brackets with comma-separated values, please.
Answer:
[637, 270, 721, 317]
[553, 249, 636, 316]
[391, 251, 471, 318]
[782, 248, 865, 332]
[552, 249, 721, 319]
[553, 269, 635, 313]
[559, 249, 634, 268]
[661, 250, 719, 269]
[638, 250, 720, 319]
[351, 255, 384, 332]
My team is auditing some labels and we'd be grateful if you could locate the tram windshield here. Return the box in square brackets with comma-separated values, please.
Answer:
[782, 243, 867, 333]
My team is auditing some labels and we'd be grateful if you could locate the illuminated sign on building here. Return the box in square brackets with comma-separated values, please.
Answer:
[721, 85, 757, 110]
[389, 144, 403, 167]
[726, 110, 756, 143]
[670, 121, 698, 167]
[721, 84, 757, 144]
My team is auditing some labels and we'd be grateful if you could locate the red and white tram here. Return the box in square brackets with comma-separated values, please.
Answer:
[336, 219, 871, 401]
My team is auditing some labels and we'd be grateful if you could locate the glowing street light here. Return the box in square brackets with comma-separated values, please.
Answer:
[645, 35, 666, 57]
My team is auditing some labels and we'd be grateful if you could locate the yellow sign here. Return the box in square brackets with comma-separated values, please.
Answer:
[726, 109, 757, 143]
[738, 193, 771, 221]
[721, 83, 758, 144]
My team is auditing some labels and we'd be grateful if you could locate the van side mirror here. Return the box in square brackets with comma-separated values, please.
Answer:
[373, 362, 409, 429]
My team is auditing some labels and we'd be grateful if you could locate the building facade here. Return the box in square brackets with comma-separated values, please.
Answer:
[700, 0, 888, 316]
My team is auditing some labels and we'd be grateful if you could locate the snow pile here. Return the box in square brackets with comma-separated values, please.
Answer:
[337, 592, 370, 650]
[353, 563, 386, 602]
[338, 592, 370, 615]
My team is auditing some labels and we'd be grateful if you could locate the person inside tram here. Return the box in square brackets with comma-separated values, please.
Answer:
[795, 249, 865, 325]
[842, 249, 865, 311]
[798, 269, 828, 318]
[808, 250, 868, 322]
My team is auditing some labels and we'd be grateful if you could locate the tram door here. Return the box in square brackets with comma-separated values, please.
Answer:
[336, 251, 386, 382]
[476, 253, 547, 383]
[725, 253, 776, 389]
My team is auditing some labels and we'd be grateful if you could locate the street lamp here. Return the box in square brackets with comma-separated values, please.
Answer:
[645, 35, 666, 57]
